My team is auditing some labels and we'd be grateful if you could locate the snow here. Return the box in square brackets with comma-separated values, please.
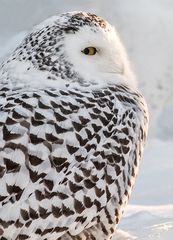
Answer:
[116, 204, 173, 239]
[0, 0, 173, 239]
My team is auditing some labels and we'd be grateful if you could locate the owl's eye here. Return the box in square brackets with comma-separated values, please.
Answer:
[82, 47, 97, 56]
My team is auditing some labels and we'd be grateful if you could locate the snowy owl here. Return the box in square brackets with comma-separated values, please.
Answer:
[0, 12, 148, 240]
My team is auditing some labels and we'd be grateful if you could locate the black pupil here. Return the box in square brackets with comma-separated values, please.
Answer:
[83, 48, 90, 55]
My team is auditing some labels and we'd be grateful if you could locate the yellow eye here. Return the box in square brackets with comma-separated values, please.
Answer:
[82, 47, 97, 56]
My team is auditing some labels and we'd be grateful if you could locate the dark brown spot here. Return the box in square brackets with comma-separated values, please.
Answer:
[51, 157, 67, 167]
[115, 165, 121, 176]
[84, 196, 93, 208]
[106, 186, 111, 201]
[92, 107, 101, 114]
[41, 228, 53, 236]
[25, 220, 32, 228]
[75, 133, 88, 146]
[6, 117, 17, 125]
[74, 199, 85, 214]
[99, 115, 109, 126]
[31, 117, 44, 126]
[38, 100, 50, 109]
[122, 146, 130, 154]
[69, 102, 80, 111]
[53, 226, 68, 233]
[79, 116, 90, 125]
[44, 179, 54, 191]
[105, 208, 113, 224]
[52, 205, 62, 218]
[55, 124, 73, 134]
[4, 158, 20, 173]
[91, 123, 102, 132]
[12, 110, 24, 119]
[95, 186, 105, 197]
[20, 209, 29, 221]
[22, 102, 33, 111]
[54, 112, 67, 122]
[6, 184, 23, 195]
[94, 199, 102, 212]
[66, 144, 79, 155]
[29, 134, 44, 144]
[34, 111, 45, 120]
[18, 234, 29, 240]
[72, 121, 84, 132]
[38, 206, 50, 219]
[74, 172, 83, 183]
[121, 127, 129, 135]
[35, 190, 45, 201]
[62, 204, 75, 216]
[3, 125, 21, 141]
[0, 228, 4, 235]
[29, 207, 39, 220]
[20, 120, 30, 129]
[103, 130, 113, 138]
[57, 192, 69, 200]
[29, 169, 46, 183]
[69, 181, 83, 193]
[103, 111, 113, 121]
[84, 179, 95, 189]
[28, 154, 43, 166]
[35, 228, 42, 235]
[60, 107, 72, 115]
[93, 161, 105, 170]
[75, 216, 87, 224]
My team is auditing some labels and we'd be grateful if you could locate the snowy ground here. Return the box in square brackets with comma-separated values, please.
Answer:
[0, 0, 173, 239]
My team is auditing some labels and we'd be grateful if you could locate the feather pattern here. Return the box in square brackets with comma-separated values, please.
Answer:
[0, 11, 148, 240]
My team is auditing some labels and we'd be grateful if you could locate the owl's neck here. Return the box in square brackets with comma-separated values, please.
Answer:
[0, 59, 137, 91]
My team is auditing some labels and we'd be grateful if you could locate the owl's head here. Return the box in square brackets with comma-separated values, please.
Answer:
[3, 12, 136, 88]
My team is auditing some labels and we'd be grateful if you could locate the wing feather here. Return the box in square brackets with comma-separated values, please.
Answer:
[0, 84, 148, 238]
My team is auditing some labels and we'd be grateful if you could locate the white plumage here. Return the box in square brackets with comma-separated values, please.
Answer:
[0, 12, 148, 240]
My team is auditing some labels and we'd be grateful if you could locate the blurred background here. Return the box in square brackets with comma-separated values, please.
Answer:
[0, 0, 173, 239]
